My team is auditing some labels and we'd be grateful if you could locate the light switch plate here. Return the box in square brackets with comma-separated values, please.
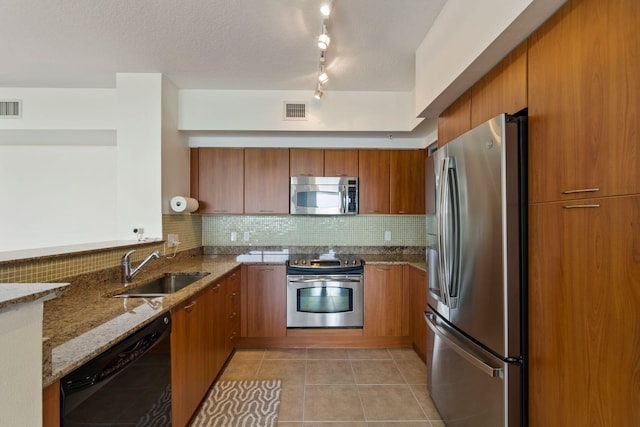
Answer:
[384, 230, 392, 241]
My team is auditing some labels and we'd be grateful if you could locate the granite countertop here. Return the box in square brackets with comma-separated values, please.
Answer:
[42, 251, 426, 387]
[0, 283, 68, 310]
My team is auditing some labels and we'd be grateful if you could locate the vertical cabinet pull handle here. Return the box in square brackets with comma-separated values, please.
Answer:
[562, 188, 599, 194]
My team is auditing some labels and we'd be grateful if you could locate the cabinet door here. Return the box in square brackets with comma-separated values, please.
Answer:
[244, 148, 290, 214]
[43, 381, 60, 427]
[246, 265, 286, 337]
[225, 269, 241, 355]
[409, 266, 427, 363]
[528, 0, 640, 202]
[390, 150, 425, 214]
[363, 265, 403, 336]
[358, 150, 390, 214]
[208, 282, 226, 379]
[324, 149, 358, 177]
[529, 195, 640, 426]
[171, 295, 209, 427]
[198, 148, 244, 213]
[290, 148, 324, 176]
[437, 90, 471, 147]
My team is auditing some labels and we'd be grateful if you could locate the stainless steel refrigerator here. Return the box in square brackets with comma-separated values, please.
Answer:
[426, 113, 527, 427]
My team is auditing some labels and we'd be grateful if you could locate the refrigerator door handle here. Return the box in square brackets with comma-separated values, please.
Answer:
[424, 311, 503, 378]
[437, 157, 453, 308]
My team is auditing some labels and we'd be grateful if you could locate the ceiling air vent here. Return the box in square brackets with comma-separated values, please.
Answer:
[0, 100, 22, 118]
[283, 102, 307, 121]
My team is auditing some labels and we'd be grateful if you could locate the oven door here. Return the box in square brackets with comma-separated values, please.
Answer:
[287, 275, 363, 328]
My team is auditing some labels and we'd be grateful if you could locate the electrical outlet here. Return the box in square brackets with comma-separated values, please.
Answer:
[384, 230, 392, 241]
[167, 233, 179, 247]
[243, 231, 250, 241]
[231, 231, 237, 242]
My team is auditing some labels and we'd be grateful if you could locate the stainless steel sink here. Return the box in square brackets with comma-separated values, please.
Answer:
[113, 273, 210, 297]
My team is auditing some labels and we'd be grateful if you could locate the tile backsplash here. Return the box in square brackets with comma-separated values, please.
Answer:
[202, 214, 431, 247]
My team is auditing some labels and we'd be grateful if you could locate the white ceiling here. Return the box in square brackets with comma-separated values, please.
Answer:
[1, 0, 447, 92]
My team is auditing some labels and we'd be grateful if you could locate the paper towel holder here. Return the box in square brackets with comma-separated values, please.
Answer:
[170, 196, 199, 213]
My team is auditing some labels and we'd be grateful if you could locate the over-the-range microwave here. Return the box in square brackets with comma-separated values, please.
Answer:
[290, 176, 358, 215]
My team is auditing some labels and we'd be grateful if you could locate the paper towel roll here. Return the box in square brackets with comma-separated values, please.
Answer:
[170, 196, 199, 213]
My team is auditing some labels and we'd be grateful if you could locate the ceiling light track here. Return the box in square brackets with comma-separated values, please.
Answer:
[313, 1, 335, 100]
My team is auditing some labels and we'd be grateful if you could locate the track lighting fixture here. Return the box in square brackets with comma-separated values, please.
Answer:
[314, 83, 323, 100]
[320, 3, 331, 17]
[317, 23, 330, 50]
[318, 66, 329, 84]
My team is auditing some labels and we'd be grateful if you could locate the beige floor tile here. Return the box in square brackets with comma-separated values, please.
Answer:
[302, 423, 366, 427]
[306, 360, 355, 385]
[303, 385, 365, 422]
[367, 423, 431, 427]
[218, 359, 261, 381]
[307, 348, 350, 359]
[409, 384, 441, 420]
[278, 384, 305, 421]
[277, 423, 301, 427]
[255, 360, 307, 385]
[231, 348, 266, 360]
[387, 348, 423, 362]
[351, 360, 405, 385]
[347, 348, 391, 359]
[359, 385, 427, 421]
[429, 422, 446, 427]
[395, 359, 427, 384]
[265, 348, 308, 359]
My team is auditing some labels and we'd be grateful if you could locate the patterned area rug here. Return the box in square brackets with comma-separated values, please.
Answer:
[191, 380, 282, 427]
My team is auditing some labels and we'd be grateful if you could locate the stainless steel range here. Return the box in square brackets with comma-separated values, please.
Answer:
[286, 254, 364, 328]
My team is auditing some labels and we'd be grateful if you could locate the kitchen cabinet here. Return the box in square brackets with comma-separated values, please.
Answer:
[171, 291, 210, 427]
[245, 265, 286, 337]
[358, 150, 390, 214]
[470, 41, 527, 128]
[195, 148, 244, 214]
[43, 381, 60, 427]
[437, 90, 471, 147]
[224, 269, 241, 355]
[390, 150, 425, 214]
[324, 149, 358, 177]
[528, 0, 640, 203]
[244, 148, 290, 214]
[289, 148, 324, 176]
[529, 195, 640, 426]
[207, 281, 226, 380]
[363, 264, 404, 337]
[406, 265, 427, 363]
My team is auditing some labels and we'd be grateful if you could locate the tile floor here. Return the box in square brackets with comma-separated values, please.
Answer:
[218, 347, 444, 427]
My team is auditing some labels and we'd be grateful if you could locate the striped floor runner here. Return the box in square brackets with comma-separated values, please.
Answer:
[190, 380, 281, 427]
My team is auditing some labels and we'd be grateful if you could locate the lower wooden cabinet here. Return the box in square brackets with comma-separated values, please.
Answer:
[363, 264, 404, 336]
[225, 270, 241, 354]
[406, 265, 427, 362]
[43, 381, 60, 427]
[245, 265, 286, 338]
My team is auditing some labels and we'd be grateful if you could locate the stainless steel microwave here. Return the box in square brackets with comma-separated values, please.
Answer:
[290, 176, 358, 215]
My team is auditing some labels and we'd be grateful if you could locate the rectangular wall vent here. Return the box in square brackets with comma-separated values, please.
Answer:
[283, 102, 307, 120]
[0, 100, 22, 118]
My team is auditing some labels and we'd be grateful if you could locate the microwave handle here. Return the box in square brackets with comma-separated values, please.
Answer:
[341, 186, 348, 214]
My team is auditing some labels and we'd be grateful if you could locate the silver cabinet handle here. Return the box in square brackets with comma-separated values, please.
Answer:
[562, 188, 599, 194]
[424, 311, 503, 378]
[562, 204, 600, 209]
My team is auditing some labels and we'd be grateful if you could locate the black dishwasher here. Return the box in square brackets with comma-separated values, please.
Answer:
[60, 313, 172, 426]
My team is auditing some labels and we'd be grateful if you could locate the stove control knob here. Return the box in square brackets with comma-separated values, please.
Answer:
[302, 260, 306, 264]
[352, 260, 357, 265]
[293, 260, 298, 265]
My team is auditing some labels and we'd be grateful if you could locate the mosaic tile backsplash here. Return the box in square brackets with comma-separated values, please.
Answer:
[202, 214, 434, 247]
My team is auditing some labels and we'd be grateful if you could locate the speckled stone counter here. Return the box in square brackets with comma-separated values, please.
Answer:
[0, 283, 68, 310]
[42, 248, 427, 387]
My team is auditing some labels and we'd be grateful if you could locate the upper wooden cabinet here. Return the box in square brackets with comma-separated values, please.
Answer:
[289, 148, 324, 176]
[244, 148, 290, 214]
[528, 0, 640, 203]
[390, 150, 425, 214]
[471, 41, 527, 128]
[437, 90, 471, 147]
[358, 150, 390, 214]
[324, 149, 359, 177]
[195, 148, 244, 214]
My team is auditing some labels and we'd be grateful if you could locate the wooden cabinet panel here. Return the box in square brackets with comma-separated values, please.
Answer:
[171, 294, 209, 427]
[471, 40, 527, 127]
[528, 0, 640, 203]
[208, 281, 226, 380]
[197, 148, 244, 213]
[244, 148, 290, 213]
[43, 381, 60, 427]
[246, 265, 286, 337]
[225, 269, 241, 355]
[324, 149, 359, 177]
[289, 148, 324, 176]
[358, 150, 390, 214]
[363, 265, 404, 337]
[407, 266, 427, 363]
[529, 195, 640, 426]
[390, 150, 425, 214]
[437, 90, 471, 147]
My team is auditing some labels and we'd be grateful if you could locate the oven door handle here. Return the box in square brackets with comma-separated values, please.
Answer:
[288, 277, 362, 283]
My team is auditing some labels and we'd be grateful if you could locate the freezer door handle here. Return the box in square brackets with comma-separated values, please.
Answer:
[424, 311, 503, 378]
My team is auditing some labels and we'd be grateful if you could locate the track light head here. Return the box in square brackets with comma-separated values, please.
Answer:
[320, 4, 331, 17]
[318, 23, 330, 50]
[314, 83, 323, 100]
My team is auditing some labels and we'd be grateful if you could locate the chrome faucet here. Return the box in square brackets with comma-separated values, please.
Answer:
[121, 249, 160, 284]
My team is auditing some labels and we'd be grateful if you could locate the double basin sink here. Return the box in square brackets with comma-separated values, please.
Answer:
[113, 273, 210, 297]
